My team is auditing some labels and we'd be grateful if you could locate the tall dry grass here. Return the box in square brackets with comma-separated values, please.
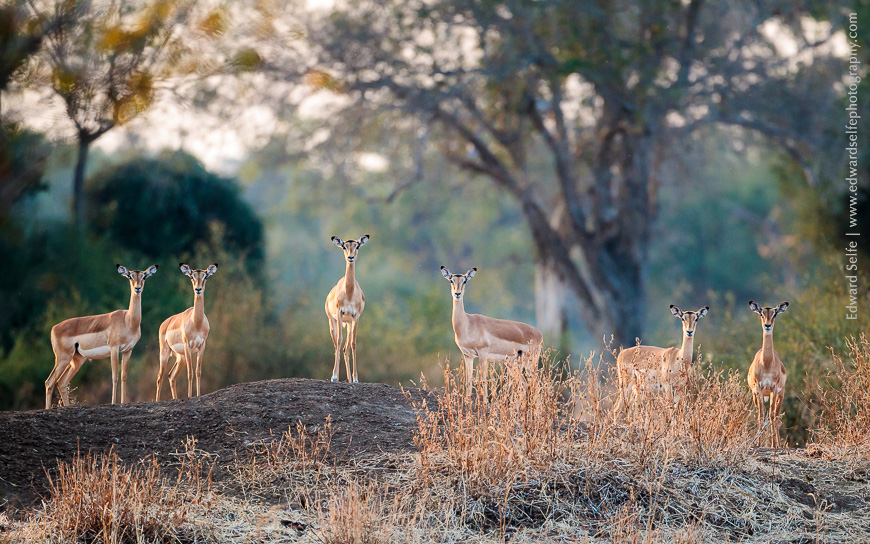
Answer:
[17, 439, 213, 544]
[809, 334, 870, 462]
[313, 479, 423, 544]
[233, 416, 335, 500]
[408, 352, 764, 538]
[413, 352, 755, 487]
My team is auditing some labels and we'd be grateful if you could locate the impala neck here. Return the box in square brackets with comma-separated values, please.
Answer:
[192, 292, 205, 326]
[126, 289, 142, 329]
[344, 261, 356, 298]
[452, 296, 469, 333]
[678, 333, 694, 364]
[761, 330, 775, 363]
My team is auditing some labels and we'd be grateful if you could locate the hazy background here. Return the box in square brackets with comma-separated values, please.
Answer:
[1, 0, 867, 445]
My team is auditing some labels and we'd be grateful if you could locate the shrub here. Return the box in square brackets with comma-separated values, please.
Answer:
[809, 334, 870, 462]
[23, 441, 212, 544]
[87, 150, 264, 267]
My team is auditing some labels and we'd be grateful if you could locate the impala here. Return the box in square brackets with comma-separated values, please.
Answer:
[747, 300, 788, 448]
[326, 235, 369, 383]
[615, 304, 709, 409]
[155, 263, 218, 400]
[45, 264, 158, 409]
[440, 266, 543, 398]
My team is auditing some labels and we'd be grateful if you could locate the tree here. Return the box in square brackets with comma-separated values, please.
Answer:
[297, 0, 844, 349]
[0, 1, 73, 219]
[22, 0, 221, 229]
[87, 150, 264, 266]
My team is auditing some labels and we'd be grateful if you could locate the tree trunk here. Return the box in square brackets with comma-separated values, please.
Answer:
[534, 262, 570, 351]
[73, 134, 90, 230]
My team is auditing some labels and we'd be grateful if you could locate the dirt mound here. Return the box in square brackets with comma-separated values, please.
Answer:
[0, 378, 425, 508]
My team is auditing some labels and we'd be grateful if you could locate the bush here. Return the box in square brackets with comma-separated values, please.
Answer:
[20, 441, 212, 544]
[87, 150, 264, 268]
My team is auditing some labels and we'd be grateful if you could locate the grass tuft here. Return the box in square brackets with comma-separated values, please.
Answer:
[809, 334, 870, 464]
[20, 438, 212, 544]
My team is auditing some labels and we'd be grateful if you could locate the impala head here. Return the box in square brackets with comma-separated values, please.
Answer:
[670, 305, 709, 338]
[117, 264, 158, 294]
[332, 235, 370, 264]
[441, 266, 477, 300]
[749, 300, 788, 334]
[180, 263, 218, 294]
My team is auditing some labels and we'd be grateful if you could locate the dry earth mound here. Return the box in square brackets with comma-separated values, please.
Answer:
[0, 378, 423, 508]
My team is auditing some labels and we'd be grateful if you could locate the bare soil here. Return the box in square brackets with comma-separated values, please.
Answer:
[0, 378, 426, 509]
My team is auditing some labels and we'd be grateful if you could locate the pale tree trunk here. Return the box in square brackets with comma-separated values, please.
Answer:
[534, 263, 570, 351]
[72, 132, 92, 231]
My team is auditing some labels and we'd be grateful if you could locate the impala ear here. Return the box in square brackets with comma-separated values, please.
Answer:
[117, 264, 130, 277]
[776, 301, 789, 314]
[440, 266, 451, 279]
[358, 234, 370, 246]
[466, 267, 477, 278]
[145, 265, 158, 277]
[697, 306, 709, 319]
[180, 263, 192, 275]
[206, 263, 218, 276]
[331, 236, 344, 248]
[748, 300, 762, 314]
[670, 305, 683, 318]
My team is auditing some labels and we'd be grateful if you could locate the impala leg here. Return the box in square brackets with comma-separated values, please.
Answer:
[46, 350, 72, 409]
[327, 316, 338, 381]
[120, 350, 131, 403]
[750, 385, 759, 445]
[755, 386, 767, 446]
[168, 353, 184, 400]
[156, 344, 171, 401]
[110, 347, 120, 404]
[772, 391, 784, 449]
[195, 340, 206, 397]
[348, 318, 359, 383]
[343, 322, 352, 383]
[463, 355, 475, 399]
[57, 352, 86, 407]
[184, 344, 195, 398]
[331, 311, 343, 382]
[480, 358, 489, 401]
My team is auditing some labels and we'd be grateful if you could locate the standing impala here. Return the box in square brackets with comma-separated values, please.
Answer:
[747, 300, 788, 448]
[440, 267, 543, 398]
[45, 264, 158, 409]
[326, 235, 369, 383]
[615, 304, 709, 409]
[155, 263, 218, 400]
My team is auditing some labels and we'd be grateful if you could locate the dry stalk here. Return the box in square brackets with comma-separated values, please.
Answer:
[809, 334, 870, 465]
[21, 440, 212, 544]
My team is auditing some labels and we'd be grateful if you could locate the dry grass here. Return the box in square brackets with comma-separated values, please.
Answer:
[809, 335, 870, 464]
[8, 347, 870, 543]
[234, 416, 335, 494]
[14, 438, 213, 544]
[312, 479, 423, 544]
[412, 352, 755, 490]
[404, 352, 820, 540]
[412, 354, 580, 493]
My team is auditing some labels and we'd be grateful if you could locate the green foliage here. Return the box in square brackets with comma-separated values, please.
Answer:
[0, 227, 141, 408]
[0, 151, 272, 410]
[0, 121, 50, 219]
[87, 150, 264, 268]
[697, 263, 870, 446]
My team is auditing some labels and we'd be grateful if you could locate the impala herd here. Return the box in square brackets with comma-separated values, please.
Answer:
[43, 235, 791, 447]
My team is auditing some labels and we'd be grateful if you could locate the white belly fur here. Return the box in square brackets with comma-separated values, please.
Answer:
[77, 345, 112, 359]
[170, 335, 205, 354]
